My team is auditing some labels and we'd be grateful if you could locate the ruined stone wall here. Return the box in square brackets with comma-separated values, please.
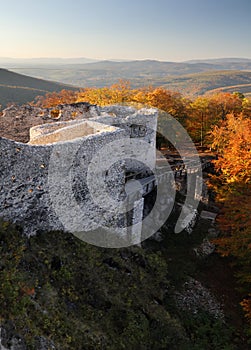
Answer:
[0, 126, 126, 237]
[94, 106, 158, 174]
[29, 120, 115, 145]
[0, 105, 158, 246]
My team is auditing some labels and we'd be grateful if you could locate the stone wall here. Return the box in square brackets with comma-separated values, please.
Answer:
[0, 105, 158, 246]
[29, 120, 116, 145]
[95, 105, 157, 173]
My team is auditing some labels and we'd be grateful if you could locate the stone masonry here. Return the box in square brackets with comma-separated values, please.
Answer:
[0, 105, 158, 247]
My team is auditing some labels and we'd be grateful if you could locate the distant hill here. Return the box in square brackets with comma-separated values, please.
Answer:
[184, 57, 251, 65]
[0, 57, 99, 67]
[0, 68, 78, 107]
[8, 60, 226, 88]
[2, 58, 251, 104]
[6, 58, 251, 96]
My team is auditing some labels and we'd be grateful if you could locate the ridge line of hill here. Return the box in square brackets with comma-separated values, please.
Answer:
[0, 68, 78, 107]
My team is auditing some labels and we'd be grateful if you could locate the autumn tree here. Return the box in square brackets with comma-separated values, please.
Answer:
[186, 96, 210, 146]
[209, 113, 251, 324]
[209, 92, 243, 119]
[76, 80, 134, 106]
[144, 88, 186, 120]
[33, 89, 78, 108]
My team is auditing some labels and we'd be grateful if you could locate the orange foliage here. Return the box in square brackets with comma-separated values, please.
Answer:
[144, 88, 186, 118]
[33, 89, 78, 108]
[77, 84, 188, 127]
[241, 297, 251, 321]
[19, 282, 36, 297]
[209, 92, 243, 116]
[211, 113, 251, 184]
[76, 80, 134, 106]
[210, 113, 251, 322]
[185, 92, 244, 143]
[31, 81, 247, 148]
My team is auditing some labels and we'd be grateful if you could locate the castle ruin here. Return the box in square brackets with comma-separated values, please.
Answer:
[0, 104, 163, 247]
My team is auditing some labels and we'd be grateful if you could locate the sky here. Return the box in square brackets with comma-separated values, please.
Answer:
[1, 0, 251, 61]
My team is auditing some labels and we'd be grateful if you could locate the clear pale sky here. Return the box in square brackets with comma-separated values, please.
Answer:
[1, 0, 251, 61]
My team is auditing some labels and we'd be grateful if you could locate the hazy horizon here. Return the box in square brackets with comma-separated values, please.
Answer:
[1, 56, 251, 63]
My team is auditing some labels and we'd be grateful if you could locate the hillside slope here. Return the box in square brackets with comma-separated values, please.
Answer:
[206, 83, 251, 95]
[160, 70, 251, 96]
[0, 68, 78, 107]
